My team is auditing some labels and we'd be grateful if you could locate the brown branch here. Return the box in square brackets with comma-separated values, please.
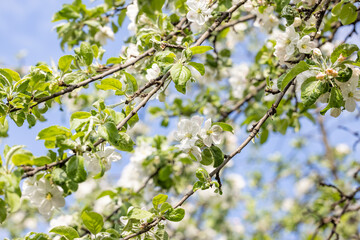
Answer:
[215, 14, 256, 33]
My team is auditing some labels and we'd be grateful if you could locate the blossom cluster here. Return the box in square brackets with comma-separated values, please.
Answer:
[174, 116, 223, 161]
[274, 26, 316, 66]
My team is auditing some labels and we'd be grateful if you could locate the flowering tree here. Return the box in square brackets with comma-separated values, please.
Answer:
[1, 0, 360, 239]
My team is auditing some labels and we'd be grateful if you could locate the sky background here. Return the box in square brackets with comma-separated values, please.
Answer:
[1, 0, 360, 239]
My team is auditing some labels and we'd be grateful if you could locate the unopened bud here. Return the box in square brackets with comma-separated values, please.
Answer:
[313, 48, 322, 57]
[293, 17, 302, 27]
[325, 68, 338, 77]
[316, 72, 326, 80]
[337, 53, 346, 63]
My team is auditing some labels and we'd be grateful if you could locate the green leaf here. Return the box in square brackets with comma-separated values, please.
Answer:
[331, 2, 343, 16]
[0, 68, 20, 82]
[320, 87, 344, 115]
[301, 77, 329, 108]
[213, 122, 234, 133]
[339, 3, 357, 25]
[32, 156, 53, 166]
[188, 62, 205, 75]
[36, 125, 72, 141]
[96, 78, 123, 91]
[81, 211, 104, 235]
[331, 43, 359, 63]
[117, 132, 135, 152]
[80, 42, 94, 66]
[189, 46, 213, 55]
[6, 192, 21, 212]
[12, 153, 33, 166]
[170, 63, 191, 87]
[128, 208, 154, 220]
[195, 168, 209, 181]
[200, 148, 214, 166]
[0, 199, 6, 223]
[210, 145, 224, 168]
[165, 208, 185, 222]
[124, 72, 138, 94]
[106, 57, 122, 65]
[152, 194, 168, 210]
[5, 145, 25, 165]
[58, 55, 74, 72]
[118, 9, 127, 26]
[50, 226, 79, 240]
[51, 168, 68, 185]
[66, 156, 87, 183]
[281, 61, 310, 90]
[97, 190, 117, 199]
[336, 67, 353, 82]
[27, 114, 36, 128]
[159, 202, 172, 214]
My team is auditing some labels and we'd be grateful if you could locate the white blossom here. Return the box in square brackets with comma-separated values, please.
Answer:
[186, 0, 212, 26]
[199, 119, 223, 147]
[297, 35, 316, 54]
[126, 2, 139, 32]
[145, 63, 161, 81]
[174, 116, 203, 145]
[94, 26, 114, 45]
[84, 146, 122, 174]
[30, 179, 65, 218]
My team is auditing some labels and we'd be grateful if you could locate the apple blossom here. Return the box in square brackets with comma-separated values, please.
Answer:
[186, 0, 212, 26]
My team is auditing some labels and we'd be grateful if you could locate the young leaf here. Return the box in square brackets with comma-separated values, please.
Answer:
[212, 122, 234, 133]
[170, 63, 191, 87]
[152, 194, 168, 210]
[58, 55, 74, 72]
[165, 208, 185, 222]
[190, 46, 213, 55]
[331, 43, 359, 63]
[301, 77, 329, 108]
[281, 61, 310, 90]
[188, 62, 205, 75]
[339, 3, 357, 25]
[128, 208, 154, 220]
[81, 211, 104, 235]
[80, 42, 94, 66]
[96, 78, 123, 91]
[50, 226, 79, 240]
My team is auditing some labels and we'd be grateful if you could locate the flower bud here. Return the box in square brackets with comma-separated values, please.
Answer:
[325, 68, 338, 77]
[330, 108, 341, 118]
[313, 48, 322, 57]
[316, 72, 326, 80]
[293, 17, 302, 27]
[337, 53, 346, 63]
